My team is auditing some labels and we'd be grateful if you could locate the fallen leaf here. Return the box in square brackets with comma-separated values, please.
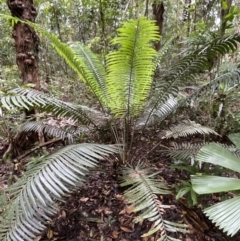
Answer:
[47, 228, 53, 239]
[120, 226, 133, 233]
[112, 230, 118, 238]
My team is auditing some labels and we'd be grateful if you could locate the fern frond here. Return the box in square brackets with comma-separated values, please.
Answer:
[65, 42, 108, 104]
[161, 120, 218, 139]
[137, 96, 178, 128]
[187, 70, 240, 103]
[165, 142, 204, 162]
[106, 18, 159, 118]
[19, 121, 83, 142]
[154, 36, 175, 67]
[120, 163, 188, 240]
[0, 88, 102, 126]
[150, 34, 240, 119]
[0, 144, 119, 241]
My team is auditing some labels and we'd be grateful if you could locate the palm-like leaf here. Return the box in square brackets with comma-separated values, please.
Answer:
[165, 142, 203, 163]
[0, 144, 119, 241]
[64, 42, 108, 105]
[18, 121, 83, 142]
[106, 18, 159, 118]
[191, 137, 240, 236]
[186, 70, 240, 103]
[161, 120, 218, 139]
[137, 96, 178, 128]
[0, 88, 102, 126]
[120, 163, 188, 241]
[148, 34, 240, 122]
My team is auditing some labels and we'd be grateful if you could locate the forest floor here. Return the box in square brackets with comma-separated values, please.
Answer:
[1, 127, 240, 241]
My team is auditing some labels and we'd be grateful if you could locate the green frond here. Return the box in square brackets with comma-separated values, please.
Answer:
[195, 142, 240, 172]
[154, 36, 175, 67]
[161, 120, 218, 139]
[19, 121, 83, 142]
[191, 139, 240, 236]
[146, 81, 179, 127]
[120, 163, 188, 240]
[204, 196, 240, 237]
[66, 42, 108, 104]
[187, 70, 240, 103]
[151, 34, 240, 115]
[106, 18, 159, 118]
[165, 142, 203, 163]
[0, 88, 99, 126]
[0, 144, 119, 241]
[137, 96, 178, 128]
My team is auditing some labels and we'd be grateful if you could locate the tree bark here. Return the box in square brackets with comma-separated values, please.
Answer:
[5, 0, 43, 159]
[7, 0, 40, 89]
[152, 1, 164, 51]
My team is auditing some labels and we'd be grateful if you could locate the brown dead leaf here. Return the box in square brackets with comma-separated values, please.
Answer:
[61, 210, 66, 218]
[80, 197, 89, 202]
[112, 230, 119, 239]
[120, 226, 133, 233]
[125, 205, 135, 214]
[104, 207, 113, 215]
[102, 189, 111, 195]
[115, 194, 124, 200]
[47, 228, 53, 239]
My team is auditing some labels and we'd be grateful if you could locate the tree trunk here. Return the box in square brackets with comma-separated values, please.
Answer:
[220, 0, 233, 36]
[152, 1, 164, 51]
[7, 0, 40, 89]
[4, 0, 43, 160]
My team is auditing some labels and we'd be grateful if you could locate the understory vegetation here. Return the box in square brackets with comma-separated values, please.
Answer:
[1, 1, 240, 241]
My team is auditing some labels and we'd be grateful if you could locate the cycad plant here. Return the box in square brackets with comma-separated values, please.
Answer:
[0, 17, 188, 241]
[1, 15, 240, 240]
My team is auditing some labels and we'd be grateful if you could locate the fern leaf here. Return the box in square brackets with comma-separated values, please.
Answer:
[0, 144, 119, 241]
[165, 142, 204, 162]
[65, 42, 108, 104]
[161, 120, 218, 139]
[106, 18, 159, 118]
[0, 88, 101, 126]
[120, 163, 188, 240]
[150, 34, 240, 120]
[187, 70, 240, 104]
[18, 121, 83, 142]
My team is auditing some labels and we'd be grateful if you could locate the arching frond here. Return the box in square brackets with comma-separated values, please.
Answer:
[106, 18, 159, 118]
[154, 36, 175, 67]
[187, 70, 240, 103]
[161, 120, 218, 139]
[0, 144, 119, 241]
[0, 88, 103, 126]
[137, 96, 178, 128]
[120, 163, 188, 241]
[165, 142, 203, 163]
[150, 34, 240, 117]
[18, 121, 84, 142]
[204, 196, 240, 237]
[64, 42, 108, 104]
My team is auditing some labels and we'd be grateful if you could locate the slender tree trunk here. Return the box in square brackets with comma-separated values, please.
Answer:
[220, 0, 233, 36]
[7, 0, 40, 89]
[152, 1, 164, 51]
